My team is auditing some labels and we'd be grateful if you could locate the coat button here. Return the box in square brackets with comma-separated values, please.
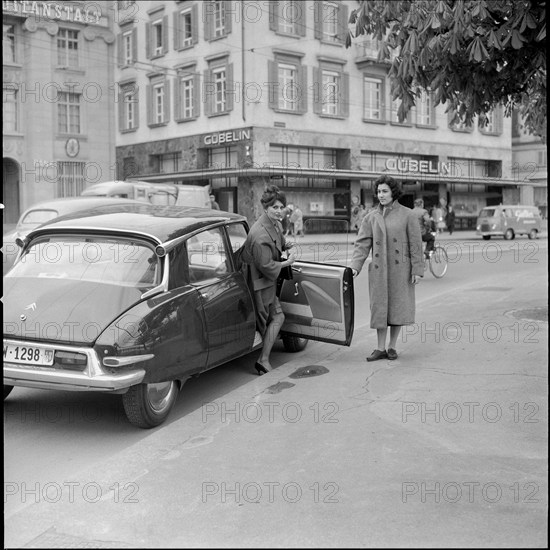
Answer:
[375, 253, 379, 257]
[376, 241, 381, 245]
[395, 260, 399, 264]
[393, 238, 397, 242]
[395, 250, 399, 254]
[374, 265, 379, 269]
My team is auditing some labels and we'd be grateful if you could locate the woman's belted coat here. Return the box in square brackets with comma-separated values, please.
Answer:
[350, 202, 424, 329]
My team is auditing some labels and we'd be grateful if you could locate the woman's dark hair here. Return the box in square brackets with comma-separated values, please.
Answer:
[375, 175, 403, 200]
[260, 185, 287, 208]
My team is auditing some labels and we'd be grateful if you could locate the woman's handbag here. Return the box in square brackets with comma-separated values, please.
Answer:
[276, 258, 293, 297]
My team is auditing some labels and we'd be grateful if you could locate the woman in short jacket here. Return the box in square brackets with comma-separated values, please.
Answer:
[242, 185, 296, 374]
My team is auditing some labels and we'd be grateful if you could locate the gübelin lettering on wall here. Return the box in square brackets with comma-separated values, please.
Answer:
[385, 158, 453, 175]
[203, 129, 251, 146]
[3, 1, 102, 24]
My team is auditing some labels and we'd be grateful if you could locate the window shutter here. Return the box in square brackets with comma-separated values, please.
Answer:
[204, 68, 212, 116]
[145, 22, 151, 59]
[131, 28, 137, 63]
[338, 3, 349, 44]
[134, 84, 140, 128]
[118, 86, 125, 130]
[226, 63, 234, 112]
[146, 83, 152, 125]
[193, 73, 200, 118]
[341, 71, 349, 117]
[204, 2, 212, 41]
[117, 34, 123, 67]
[192, 4, 199, 44]
[224, 0, 232, 35]
[298, 64, 307, 113]
[174, 76, 181, 121]
[268, 60, 277, 110]
[297, 1, 306, 36]
[162, 15, 169, 54]
[313, 1, 322, 39]
[269, 0, 278, 32]
[312, 67, 322, 114]
[163, 77, 170, 122]
[173, 11, 180, 50]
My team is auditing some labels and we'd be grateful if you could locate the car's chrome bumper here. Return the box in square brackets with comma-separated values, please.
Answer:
[3, 339, 145, 392]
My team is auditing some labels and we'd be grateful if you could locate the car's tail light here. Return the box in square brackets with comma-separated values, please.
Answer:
[54, 351, 87, 370]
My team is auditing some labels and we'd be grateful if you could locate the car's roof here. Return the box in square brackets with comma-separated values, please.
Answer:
[28, 204, 247, 244]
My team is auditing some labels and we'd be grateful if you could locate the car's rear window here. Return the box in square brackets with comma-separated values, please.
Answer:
[7, 236, 160, 288]
[19, 209, 59, 228]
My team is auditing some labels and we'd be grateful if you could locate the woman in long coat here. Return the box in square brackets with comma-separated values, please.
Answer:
[350, 176, 424, 361]
[242, 185, 296, 374]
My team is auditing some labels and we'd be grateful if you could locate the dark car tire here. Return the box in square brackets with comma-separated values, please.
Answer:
[528, 229, 538, 240]
[281, 334, 308, 353]
[4, 385, 14, 399]
[504, 229, 515, 240]
[122, 381, 179, 429]
[482, 235, 491, 240]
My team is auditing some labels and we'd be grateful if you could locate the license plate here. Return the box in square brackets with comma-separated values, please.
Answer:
[3, 344, 54, 366]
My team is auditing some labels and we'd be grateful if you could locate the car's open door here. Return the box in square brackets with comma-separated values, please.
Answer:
[278, 261, 354, 346]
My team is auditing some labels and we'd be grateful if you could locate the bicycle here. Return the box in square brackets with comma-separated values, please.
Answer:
[423, 233, 449, 278]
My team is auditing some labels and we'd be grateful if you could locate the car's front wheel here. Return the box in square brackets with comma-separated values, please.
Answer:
[4, 385, 14, 399]
[504, 228, 515, 240]
[281, 334, 308, 352]
[528, 229, 538, 239]
[122, 381, 179, 428]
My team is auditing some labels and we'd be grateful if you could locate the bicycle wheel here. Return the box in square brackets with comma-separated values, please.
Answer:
[429, 246, 448, 278]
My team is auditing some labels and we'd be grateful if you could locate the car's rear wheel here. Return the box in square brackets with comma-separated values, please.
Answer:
[482, 235, 491, 240]
[528, 229, 538, 239]
[4, 385, 14, 399]
[281, 334, 308, 352]
[122, 381, 179, 429]
[504, 229, 515, 240]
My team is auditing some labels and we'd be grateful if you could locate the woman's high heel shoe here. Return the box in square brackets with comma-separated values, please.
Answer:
[255, 362, 268, 375]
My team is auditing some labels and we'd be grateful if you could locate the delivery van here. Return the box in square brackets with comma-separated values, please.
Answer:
[476, 204, 542, 240]
[174, 184, 211, 208]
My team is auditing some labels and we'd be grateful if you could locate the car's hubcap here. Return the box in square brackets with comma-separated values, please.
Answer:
[146, 381, 176, 413]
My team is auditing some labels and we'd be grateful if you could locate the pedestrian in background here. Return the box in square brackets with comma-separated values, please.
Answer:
[242, 185, 296, 375]
[281, 205, 291, 236]
[350, 175, 424, 361]
[290, 205, 304, 237]
[209, 193, 220, 210]
[412, 198, 435, 258]
[433, 204, 446, 233]
[446, 205, 456, 235]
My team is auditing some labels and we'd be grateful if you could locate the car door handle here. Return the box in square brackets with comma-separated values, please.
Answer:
[294, 283, 299, 296]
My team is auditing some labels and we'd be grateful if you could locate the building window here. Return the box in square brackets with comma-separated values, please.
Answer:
[204, 1, 232, 40]
[206, 146, 239, 169]
[146, 13, 168, 58]
[57, 162, 86, 197]
[391, 97, 411, 125]
[313, 61, 349, 118]
[174, 4, 198, 49]
[269, 1, 305, 36]
[153, 152, 182, 173]
[175, 68, 200, 121]
[268, 53, 307, 114]
[118, 25, 137, 66]
[3, 86, 18, 132]
[118, 0, 136, 8]
[448, 108, 474, 132]
[314, 1, 348, 45]
[363, 76, 384, 121]
[118, 82, 139, 132]
[3, 24, 16, 63]
[147, 76, 170, 126]
[204, 57, 234, 116]
[479, 107, 503, 135]
[57, 28, 79, 68]
[58, 92, 81, 134]
[416, 90, 436, 127]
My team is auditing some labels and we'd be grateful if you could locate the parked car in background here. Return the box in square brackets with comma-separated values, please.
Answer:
[476, 204, 542, 240]
[3, 204, 354, 428]
[81, 181, 211, 208]
[2, 197, 144, 275]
